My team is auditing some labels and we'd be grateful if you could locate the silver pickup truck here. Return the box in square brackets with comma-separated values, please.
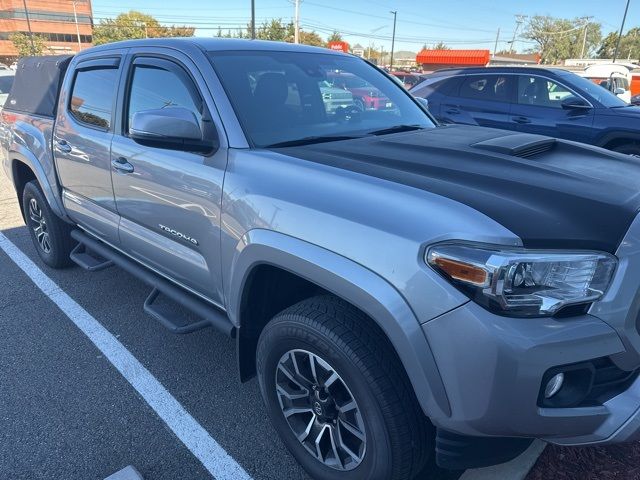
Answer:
[2, 38, 640, 480]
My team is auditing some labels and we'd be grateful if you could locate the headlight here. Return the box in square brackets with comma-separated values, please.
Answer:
[426, 243, 617, 317]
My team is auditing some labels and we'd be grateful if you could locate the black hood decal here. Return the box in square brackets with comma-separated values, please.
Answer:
[278, 125, 640, 253]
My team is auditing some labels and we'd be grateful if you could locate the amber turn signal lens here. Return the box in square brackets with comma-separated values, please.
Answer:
[433, 257, 488, 286]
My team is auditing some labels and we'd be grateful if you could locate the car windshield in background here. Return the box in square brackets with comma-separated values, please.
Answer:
[208, 50, 434, 147]
[562, 73, 628, 108]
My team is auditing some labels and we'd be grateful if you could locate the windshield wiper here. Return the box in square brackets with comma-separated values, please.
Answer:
[265, 135, 362, 148]
[366, 124, 425, 136]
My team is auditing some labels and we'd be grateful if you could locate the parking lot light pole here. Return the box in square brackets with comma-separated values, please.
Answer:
[389, 10, 397, 70]
[21, 0, 35, 55]
[72, 0, 82, 51]
[613, 0, 631, 62]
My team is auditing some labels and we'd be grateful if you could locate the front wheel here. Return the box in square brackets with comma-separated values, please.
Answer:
[22, 180, 75, 268]
[256, 295, 433, 480]
[612, 142, 640, 156]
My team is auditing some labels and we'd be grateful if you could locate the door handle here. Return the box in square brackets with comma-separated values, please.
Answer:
[513, 116, 531, 124]
[111, 157, 134, 174]
[55, 139, 72, 153]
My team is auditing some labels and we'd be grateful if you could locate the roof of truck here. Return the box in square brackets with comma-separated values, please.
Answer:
[84, 37, 347, 55]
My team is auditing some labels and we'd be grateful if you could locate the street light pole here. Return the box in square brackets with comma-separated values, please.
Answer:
[250, 0, 255, 39]
[21, 0, 35, 55]
[389, 10, 397, 70]
[72, 0, 82, 52]
[613, 0, 631, 62]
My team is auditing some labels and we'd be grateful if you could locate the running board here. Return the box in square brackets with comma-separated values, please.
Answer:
[70, 242, 114, 271]
[70, 229, 235, 338]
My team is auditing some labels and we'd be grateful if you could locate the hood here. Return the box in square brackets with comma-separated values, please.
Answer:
[279, 125, 640, 253]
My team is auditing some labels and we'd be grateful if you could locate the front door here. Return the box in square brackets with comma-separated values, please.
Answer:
[511, 75, 595, 143]
[110, 49, 228, 305]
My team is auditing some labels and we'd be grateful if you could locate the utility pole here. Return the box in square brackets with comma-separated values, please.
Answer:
[493, 27, 500, 58]
[580, 17, 592, 59]
[510, 14, 526, 53]
[389, 10, 397, 70]
[251, 0, 255, 39]
[613, 0, 631, 62]
[21, 0, 35, 55]
[72, 0, 82, 51]
[294, 0, 300, 44]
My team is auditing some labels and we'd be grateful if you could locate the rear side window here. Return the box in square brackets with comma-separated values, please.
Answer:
[411, 77, 459, 98]
[69, 67, 118, 129]
[459, 75, 513, 102]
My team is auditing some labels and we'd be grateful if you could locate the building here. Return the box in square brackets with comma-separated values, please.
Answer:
[416, 49, 490, 72]
[0, 0, 93, 63]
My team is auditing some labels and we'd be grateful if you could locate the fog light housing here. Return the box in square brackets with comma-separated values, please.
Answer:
[544, 373, 564, 398]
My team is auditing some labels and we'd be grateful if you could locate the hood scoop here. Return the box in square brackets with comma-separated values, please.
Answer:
[471, 134, 556, 159]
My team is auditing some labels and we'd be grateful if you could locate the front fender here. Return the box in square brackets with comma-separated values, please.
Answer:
[227, 228, 452, 419]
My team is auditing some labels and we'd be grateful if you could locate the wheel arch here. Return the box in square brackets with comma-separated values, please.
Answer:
[228, 228, 451, 418]
[597, 131, 640, 151]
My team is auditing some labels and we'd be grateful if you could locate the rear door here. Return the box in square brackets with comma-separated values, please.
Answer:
[54, 55, 124, 245]
[511, 74, 595, 142]
[411, 76, 462, 119]
[110, 48, 228, 305]
[444, 73, 516, 129]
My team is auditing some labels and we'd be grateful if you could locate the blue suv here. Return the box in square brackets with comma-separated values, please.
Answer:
[411, 66, 640, 155]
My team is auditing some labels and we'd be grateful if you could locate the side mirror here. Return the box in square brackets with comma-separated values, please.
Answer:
[130, 107, 203, 149]
[561, 96, 590, 110]
[614, 87, 626, 95]
[415, 97, 429, 110]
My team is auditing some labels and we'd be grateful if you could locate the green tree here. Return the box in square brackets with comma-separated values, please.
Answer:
[523, 16, 602, 63]
[598, 27, 640, 59]
[327, 31, 343, 43]
[299, 30, 324, 47]
[93, 11, 195, 45]
[431, 41, 450, 50]
[10, 32, 46, 57]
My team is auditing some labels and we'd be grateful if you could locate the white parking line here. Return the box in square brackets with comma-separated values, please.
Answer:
[0, 232, 252, 480]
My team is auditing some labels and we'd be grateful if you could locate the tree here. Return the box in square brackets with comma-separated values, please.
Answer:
[523, 16, 601, 63]
[431, 41, 450, 50]
[327, 31, 343, 43]
[598, 27, 640, 59]
[93, 11, 195, 45]
[299, 30, 324, 47]
[10, 32, 46, 57]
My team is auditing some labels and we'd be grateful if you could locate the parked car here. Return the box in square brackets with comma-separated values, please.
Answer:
[3, 40, 640, 480]
[390, 71, 425, 89]
[582, 63, 634, 103]
[411, 66, 640, 154]
[327, 72, 394, 110]
[318, 79, 355, 114]
[0, 69, 15, 107]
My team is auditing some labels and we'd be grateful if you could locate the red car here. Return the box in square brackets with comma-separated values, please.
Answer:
[327, 72, 394, 111]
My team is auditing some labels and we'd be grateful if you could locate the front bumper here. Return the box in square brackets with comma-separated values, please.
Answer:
[421, 213, 640, 446]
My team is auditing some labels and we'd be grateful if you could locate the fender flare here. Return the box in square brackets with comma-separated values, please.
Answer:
[596, 131, 640, 149]
[8, 147, 67, 219]
[227, 228, 451, 418]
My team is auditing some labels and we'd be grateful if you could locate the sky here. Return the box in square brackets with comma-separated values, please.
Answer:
[90, 0, 640, 53]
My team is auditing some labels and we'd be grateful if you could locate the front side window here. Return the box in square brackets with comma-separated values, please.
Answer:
[70, 67, 118, 129]
[459, 75, 512, 102]
[517, 76, 574, 108]
[127, 63, 201, 128]
[208, 50, 433, 147]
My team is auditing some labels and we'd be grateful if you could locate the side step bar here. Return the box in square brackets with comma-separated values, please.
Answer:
[70, 242, 114, 271]
[70, 229, 235, 338]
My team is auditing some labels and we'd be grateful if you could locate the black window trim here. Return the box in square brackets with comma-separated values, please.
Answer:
[67, 56, 121, 132]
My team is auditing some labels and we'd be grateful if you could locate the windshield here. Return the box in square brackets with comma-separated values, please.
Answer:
[208, 50, 434, 147]
[563, 73, 628, 107]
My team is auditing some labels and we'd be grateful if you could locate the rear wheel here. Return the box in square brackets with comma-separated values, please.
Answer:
[22, 180, 74, 268]
[256, 295, 433, 480]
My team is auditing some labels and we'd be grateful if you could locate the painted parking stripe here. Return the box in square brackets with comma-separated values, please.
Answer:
[0, 232, 252, 480]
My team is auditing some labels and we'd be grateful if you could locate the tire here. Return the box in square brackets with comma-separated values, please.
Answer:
[256, 295, 433, 480]
[612, 143, 640, 156]
[22, 180, 75, 268]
